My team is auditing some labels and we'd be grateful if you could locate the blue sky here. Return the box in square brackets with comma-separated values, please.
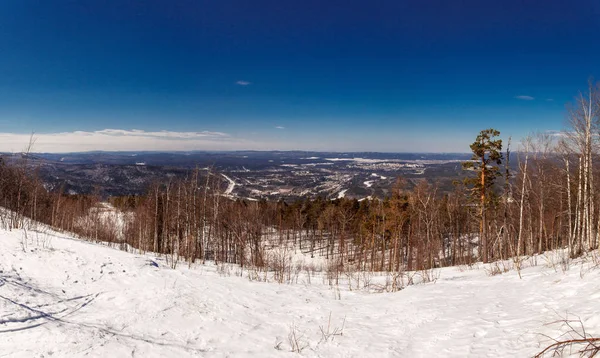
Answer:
[0, 0, 599, 152]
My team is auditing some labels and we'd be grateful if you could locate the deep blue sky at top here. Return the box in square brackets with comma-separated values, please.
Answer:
[0, 0, 599, 152]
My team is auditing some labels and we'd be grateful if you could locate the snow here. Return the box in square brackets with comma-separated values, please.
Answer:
[303, 162, 334, 166]
[326, 158, 388, 163]
[2, 222, 600, 357]
[370, 173, 388, 180]
[221, 174, 236, 196]
[336, 189, 348, 199]
[76, 202, 130, 240]
[364, 180, 374, 188]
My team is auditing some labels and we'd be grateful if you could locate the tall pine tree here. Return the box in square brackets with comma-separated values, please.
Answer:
[463, 128, 503, 263]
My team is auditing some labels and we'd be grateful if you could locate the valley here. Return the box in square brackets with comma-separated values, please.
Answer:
[4, 151, 473, 200]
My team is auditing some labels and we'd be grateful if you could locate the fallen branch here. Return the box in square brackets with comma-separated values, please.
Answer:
[536, 316, 600, 357]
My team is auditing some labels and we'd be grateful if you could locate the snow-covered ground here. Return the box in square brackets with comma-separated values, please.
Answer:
[221, 174, 236, 196]
[2, 224, 600, 357]
[371, 173, 387, 180]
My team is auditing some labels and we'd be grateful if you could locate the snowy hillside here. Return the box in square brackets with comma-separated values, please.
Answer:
[1, 224, 600, 357]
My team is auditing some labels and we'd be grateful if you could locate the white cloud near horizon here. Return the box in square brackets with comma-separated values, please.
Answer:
[275, 126, 285, 129]
[545, 129, 565, 137]
[515, 95, 535, 101]
[0, 128, 482, 153]
[236, 80, 251, 86]
[0, 129, 266, 153]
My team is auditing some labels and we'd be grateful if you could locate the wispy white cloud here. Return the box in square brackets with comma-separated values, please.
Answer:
[545, 130, 564, 137]
[0, 128, 485, 153]
[235, 80, 251, 86]
[94, 129, 229, 139]
[545, 130, 579, 140]
[546, 98, 554, 102]
[0, 129, 262, 153]
[515, 95, 535, 101]
[275, 126, 285, 129]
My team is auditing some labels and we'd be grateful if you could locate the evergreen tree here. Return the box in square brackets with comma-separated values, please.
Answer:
[463, 128, 503, 263]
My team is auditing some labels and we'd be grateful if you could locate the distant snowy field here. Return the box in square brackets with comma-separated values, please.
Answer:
[1, 224, 600, 357]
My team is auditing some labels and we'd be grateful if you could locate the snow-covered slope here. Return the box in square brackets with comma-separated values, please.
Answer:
[1, 225, 600, 357]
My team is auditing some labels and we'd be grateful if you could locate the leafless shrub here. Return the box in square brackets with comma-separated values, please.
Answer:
[331, 284, 341, 300]
[319, 312, 346, 343]
[216, 262, 233, 277]
[303, 263, 317, 285]
[344, 269, 358, 291]
[579, 251, 600, 279]
[543, 251, 570, 274]
[419, 267, 440, 283]
[591, 251, 600, 268]
[34, 229, 53, 249]
[0, 211, 7, 230]
[389, 270, 405, 292]
[269, 247, 293, 284]
[292, 262, 303, 284]
[368, 271, 405, 293]
[456, 264, 471, 272]
[166, 250, 179, 269]
[536, 315, 600, 357]
[247, 265, 268, 282]
[589, 251, 600, 269]
[360, 270, 373, 290]
[484, 260, 512, 276]
[288, 322, 309, 353]
[513, 256, 523, 279]
[485, 263, 503, 276]
[326, 259, 343, 287]
[19, 227, 29, 252]
[559, 255, 570, 274]
[274, 340, 283, 351]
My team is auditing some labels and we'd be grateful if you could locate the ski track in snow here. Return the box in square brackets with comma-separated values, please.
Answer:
[1, 225, 600, 357]
[221, 174, 236, 195]
[337, 189, 348, 199]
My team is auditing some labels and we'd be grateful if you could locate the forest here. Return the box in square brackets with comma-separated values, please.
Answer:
[1, 82, 599, 281]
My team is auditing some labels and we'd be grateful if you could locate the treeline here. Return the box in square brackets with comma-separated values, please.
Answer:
[104, 81, 600, 271]
[1, 82, 600, 275]
[110, 174, 476, 271]
[102, 136, 578, 273]
[0, 155, 101, 235]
